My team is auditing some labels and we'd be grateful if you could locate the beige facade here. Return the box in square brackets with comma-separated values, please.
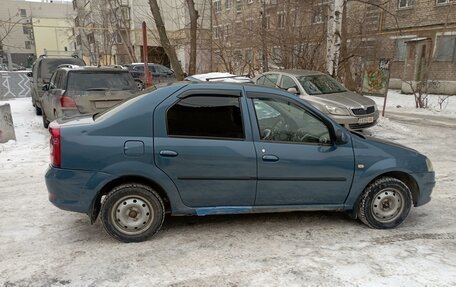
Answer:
[73, 0, 211, 72]
[0, 0, 74, 67]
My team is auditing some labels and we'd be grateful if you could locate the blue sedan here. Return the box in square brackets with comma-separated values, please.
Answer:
[45, 82, 435, 242]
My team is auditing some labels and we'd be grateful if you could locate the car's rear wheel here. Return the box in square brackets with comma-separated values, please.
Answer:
[42, 111, 49, 128]
[35, 105, 42, 116]
[101, 184, 165, 243]
[358, 177, 412, 229]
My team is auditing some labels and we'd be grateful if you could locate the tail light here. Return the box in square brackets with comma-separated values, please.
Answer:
[60, 96, 76, 108]
[49, 122, 61, 168]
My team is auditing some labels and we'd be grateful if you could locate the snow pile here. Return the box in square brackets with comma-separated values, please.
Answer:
[368, 90, 456, 118]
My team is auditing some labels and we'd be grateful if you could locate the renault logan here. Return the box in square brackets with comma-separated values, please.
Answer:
[45, 82, 435, 242]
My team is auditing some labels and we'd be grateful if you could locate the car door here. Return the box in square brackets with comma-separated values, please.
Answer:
[247, 91, 355, 206]
[42, 71, 59, 119]
[154, 88, 257, 207]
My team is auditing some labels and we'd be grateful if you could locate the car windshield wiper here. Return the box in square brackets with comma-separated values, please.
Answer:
[86, 88, 108, 91]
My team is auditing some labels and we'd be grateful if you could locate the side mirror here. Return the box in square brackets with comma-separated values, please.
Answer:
[27, 72, 33, 77]
[287, 87, 299, 95]
[42, 84, 49, 91]
[335, 129, 349, 145]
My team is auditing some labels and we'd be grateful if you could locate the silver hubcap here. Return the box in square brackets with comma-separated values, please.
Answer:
[111, 195, 154, 235]
[372, 188, 404, 223]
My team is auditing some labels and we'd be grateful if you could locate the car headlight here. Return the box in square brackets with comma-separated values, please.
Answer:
[425, 157, 434, 172]
[325, 105, 350, 116]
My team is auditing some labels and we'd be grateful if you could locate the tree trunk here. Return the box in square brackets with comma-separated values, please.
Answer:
[186, 0, 198, 76]
[148, 0, 185, 80]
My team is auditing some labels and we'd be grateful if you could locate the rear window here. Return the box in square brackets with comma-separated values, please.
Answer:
[41, 58, 85, 80]
[67, 72, 135, 91]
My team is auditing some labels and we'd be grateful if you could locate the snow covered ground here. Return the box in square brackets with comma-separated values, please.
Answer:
[0, 92, 455, 287]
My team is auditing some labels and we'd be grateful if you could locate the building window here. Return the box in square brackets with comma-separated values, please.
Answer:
[167, 96, 245, 140]
[225, 0, 232, 9]
[247, 0, 253, 3]
[214, 0, 222, 13]
[435, 35, 456, 62]
[398, 0, 415, 9]
[234, 49, 243, 64]
[292, 10, 300, 27]
[225, 24, 231, 38]
[114, 31, 123, 44]
[22, 24, 31, 35]
[236, 0, 242, 14]
[277, 12, 285, 29]
[246, 18, 254, 33]
[436, 0, 451, 4]
[76, 34, 82, 46]
[25, 41, 31, 49]
[19, 9, 26, 17]
[88, 32, 95, 44]
[213, 26, 221, 39]
[265, 15, 270, 30]
[272, 47, 281, 65]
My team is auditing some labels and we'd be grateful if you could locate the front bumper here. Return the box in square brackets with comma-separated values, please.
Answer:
[329, 110, 380, 129]
[414, 171, 436, 207]
[45, 166, 112, 214]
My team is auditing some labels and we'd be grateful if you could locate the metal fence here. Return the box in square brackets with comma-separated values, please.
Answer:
[0, 71, 31, 99]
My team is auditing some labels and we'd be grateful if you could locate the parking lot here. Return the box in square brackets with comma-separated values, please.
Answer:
[1, 97, 456, 287]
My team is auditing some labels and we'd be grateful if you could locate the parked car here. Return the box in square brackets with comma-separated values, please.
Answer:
[40, 65, 137, 128]
[45, 82, 435, 242]
[27, 55, 85, 115]
[254, 70, 379, 130]
[126, 63, 176, 90]
[185, 72, 253, 83]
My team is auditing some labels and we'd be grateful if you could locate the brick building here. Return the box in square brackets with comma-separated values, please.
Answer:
[344, 0, 456, 95]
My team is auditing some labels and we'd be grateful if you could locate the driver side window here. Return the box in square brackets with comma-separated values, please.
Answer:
[252, 97, 331, 145]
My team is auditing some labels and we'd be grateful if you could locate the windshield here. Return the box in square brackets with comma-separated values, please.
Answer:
[41, 58, 84, 80]
[67, 72, 136, 91]
[297, 75, 347, 95]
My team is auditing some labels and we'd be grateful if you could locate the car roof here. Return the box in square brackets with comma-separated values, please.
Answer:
[264, 69, 326, 77]
[58, 66, 129, 73]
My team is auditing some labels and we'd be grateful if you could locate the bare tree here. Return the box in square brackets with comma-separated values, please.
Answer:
[148, 0, 185, 80]
[186, 0, 199, 76]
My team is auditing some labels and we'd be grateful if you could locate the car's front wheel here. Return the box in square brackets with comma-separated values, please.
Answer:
[101, 184, 165, 242]
[358, 177, 412, 229]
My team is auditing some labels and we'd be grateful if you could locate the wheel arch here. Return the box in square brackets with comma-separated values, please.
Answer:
[89, 175, 171, 223]
[349, 171, 419, 219]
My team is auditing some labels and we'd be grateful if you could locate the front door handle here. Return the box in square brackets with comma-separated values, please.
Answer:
[262, 155, 279, 162]
[160, 150, 178, 157]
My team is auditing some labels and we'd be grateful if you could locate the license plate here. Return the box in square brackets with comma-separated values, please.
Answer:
[95, 101, 118, 109]
[358, 117, 374, 124]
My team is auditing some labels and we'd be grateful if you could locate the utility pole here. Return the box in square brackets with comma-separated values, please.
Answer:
[260, 0, 268, 73]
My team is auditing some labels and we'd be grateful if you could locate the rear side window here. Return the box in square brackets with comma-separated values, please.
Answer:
[41, 58, 85, 80]
[167, 95, 244, 139]
[263, 74, 279, 87]
[67, 72, 135, 91]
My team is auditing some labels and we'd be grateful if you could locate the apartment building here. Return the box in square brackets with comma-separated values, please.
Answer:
[344, 0, 456, 94]
[0, 0, 74, 68]
[211, 0, 333, 75]
[73, 0, 211, 72]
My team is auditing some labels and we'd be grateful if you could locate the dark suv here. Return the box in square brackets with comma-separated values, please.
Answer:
[126, 63, 176, 89]
[40, 66, 137, 128]
[27, 55, 85, 115]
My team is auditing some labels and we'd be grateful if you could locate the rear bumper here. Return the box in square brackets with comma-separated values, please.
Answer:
[414, 171, 436, 207]
[45, 166, 112, 214]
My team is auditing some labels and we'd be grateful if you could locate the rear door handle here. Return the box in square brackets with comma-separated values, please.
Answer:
[160, 150, 178, 157]
[262, 155, 279, 162]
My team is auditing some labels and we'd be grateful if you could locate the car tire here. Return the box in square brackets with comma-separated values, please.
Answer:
[135, 80, 144, 90]
[101, 184, 165, 243]
[42, 111, 50, 128]
[35, 105, 42, 116]
[358, 177, 412, 229]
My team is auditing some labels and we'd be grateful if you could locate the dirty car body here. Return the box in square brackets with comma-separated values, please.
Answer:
[40, 66, 137, 128]
[45, 82, 435, 242]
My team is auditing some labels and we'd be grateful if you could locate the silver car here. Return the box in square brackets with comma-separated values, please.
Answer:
[254, 70, 379, 129]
